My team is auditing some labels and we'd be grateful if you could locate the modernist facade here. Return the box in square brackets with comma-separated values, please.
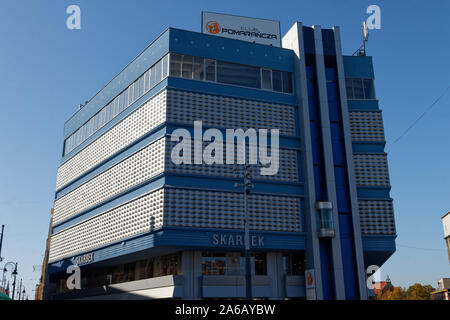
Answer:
[47, 21, 396, 300]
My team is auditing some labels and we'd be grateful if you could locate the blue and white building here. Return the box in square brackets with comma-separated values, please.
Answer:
[47, 19, 396, 300]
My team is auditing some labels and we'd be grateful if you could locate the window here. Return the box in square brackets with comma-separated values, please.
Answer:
[282, 254, 305, 275]
[205, 59, 216, 81]
[167, 53, 293, 95]
[282, 71, 293, 93]
[154, 60, 162, 84]
[169, 53, 182, 77]
[202, 252, 227, 275]
[272, 70, 282, 92]
[346, 78, 376, 99]
[193, 56, 204, 80]
[162, 56, 168, 79]
[261, 69, 272, 90]
[181, 55, 193, 79]
[217, 60, 261, 88]
[362, 79, 375, 99]
[201, 252, 267, 276]
[253, 253, 267, 275]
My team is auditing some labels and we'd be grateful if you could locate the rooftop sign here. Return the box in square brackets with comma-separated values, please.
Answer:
[201, 11, 281, 47]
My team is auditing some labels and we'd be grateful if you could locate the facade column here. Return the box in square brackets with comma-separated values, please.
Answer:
[282, 22, 323, 300]
[181, 250, 202, 299]
[312, 25, 346, 300]
[333, 26, 368, 300]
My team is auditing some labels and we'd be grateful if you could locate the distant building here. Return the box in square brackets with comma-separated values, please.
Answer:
[372, 276, 394, 298]
[431, 278, 450, 300]
[442, 212, 450, 263]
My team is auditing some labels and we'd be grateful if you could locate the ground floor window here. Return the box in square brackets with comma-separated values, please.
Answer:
[201, 252, 267, 276]
[282, 253, 305, 275]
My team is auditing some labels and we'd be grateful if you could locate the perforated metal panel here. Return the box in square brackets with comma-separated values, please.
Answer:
[165, 138, 298, 182]
[56, 90, 167, 189]
[49, 189, 164, 262]
[164, 188, 301, 232]
[353, 153, 390, 187]
[166, 89, 296, 136]
[53, 138, 165, 225]
[359, 200, 396, 235]
[349, 111, 385, 142]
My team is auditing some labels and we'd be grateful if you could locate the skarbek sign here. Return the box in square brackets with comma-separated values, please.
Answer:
[202, 11, 281, 47]
[212, 233, 264, 247]
[75, 252, 94, 265]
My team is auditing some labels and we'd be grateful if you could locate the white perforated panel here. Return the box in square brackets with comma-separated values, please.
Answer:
[349, 111, 385, 142]
[165, 138, 298, 183]
[166, 89, 296, 136]
[164, 188, 301, 232]
[56, 90, 167, 189]
[49, 189, 164, 262]
[53, 138, 165, 225]
[353, 153, 390, 187]
[359, 199, 396, 235]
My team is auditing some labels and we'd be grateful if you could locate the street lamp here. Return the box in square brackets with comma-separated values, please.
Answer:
[10, 263, 18, 300]
[235, 164, 254, 299]
[2, 261, 17, 289]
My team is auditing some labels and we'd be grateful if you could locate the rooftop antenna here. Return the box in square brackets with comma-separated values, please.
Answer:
[353, 21, 369, 56]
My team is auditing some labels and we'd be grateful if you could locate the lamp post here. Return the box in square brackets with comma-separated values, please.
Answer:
[235, 164, 254, 299]
[11, 263, 18, 300]
[0, 225, 4, 262]
[2, 261, 17, 289]
[17, 278, 23, 300]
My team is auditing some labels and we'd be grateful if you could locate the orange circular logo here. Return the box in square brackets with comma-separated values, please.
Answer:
[206, 21, 221, 34]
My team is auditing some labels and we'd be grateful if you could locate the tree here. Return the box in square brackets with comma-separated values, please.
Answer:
[406, 283, 435, 300]
[378, 286, 407, 300]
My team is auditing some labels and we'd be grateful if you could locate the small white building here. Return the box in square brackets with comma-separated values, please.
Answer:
[442, 212, 450, 263]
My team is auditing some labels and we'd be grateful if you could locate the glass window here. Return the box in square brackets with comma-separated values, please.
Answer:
[150, 65, 156, 88]
[104, 103, 112, 125]
[261, 69, 272, 90]
[352, 79, 364, 99]
[253, 253, 267, 275]
[193, 56, 204, 80]
[118, 92, 124, 114]
[345, 78, 354, 99]
[217, 60, 261, 88]
[144, 70, 150, 92]
[127, 84, 134, 105]
[133, 80, 140, 102]
[138, 75, 144, 98]
[181, 55, 193, 79]
[283, 254, 305, 275]
[169, 53, 182, 77]
[202, 252, 226, 275]
[123, 89, 129, 109]
[363, 79, 375, 99]
[282, 71, 293, 93]
[154, 60, 162, 83]
[205, 59, 216, 82]
[272, 70, 282, 92]
[162, 55, 168, 79]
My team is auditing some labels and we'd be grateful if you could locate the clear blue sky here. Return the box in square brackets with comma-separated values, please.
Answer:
[0, 0, 449, 298]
